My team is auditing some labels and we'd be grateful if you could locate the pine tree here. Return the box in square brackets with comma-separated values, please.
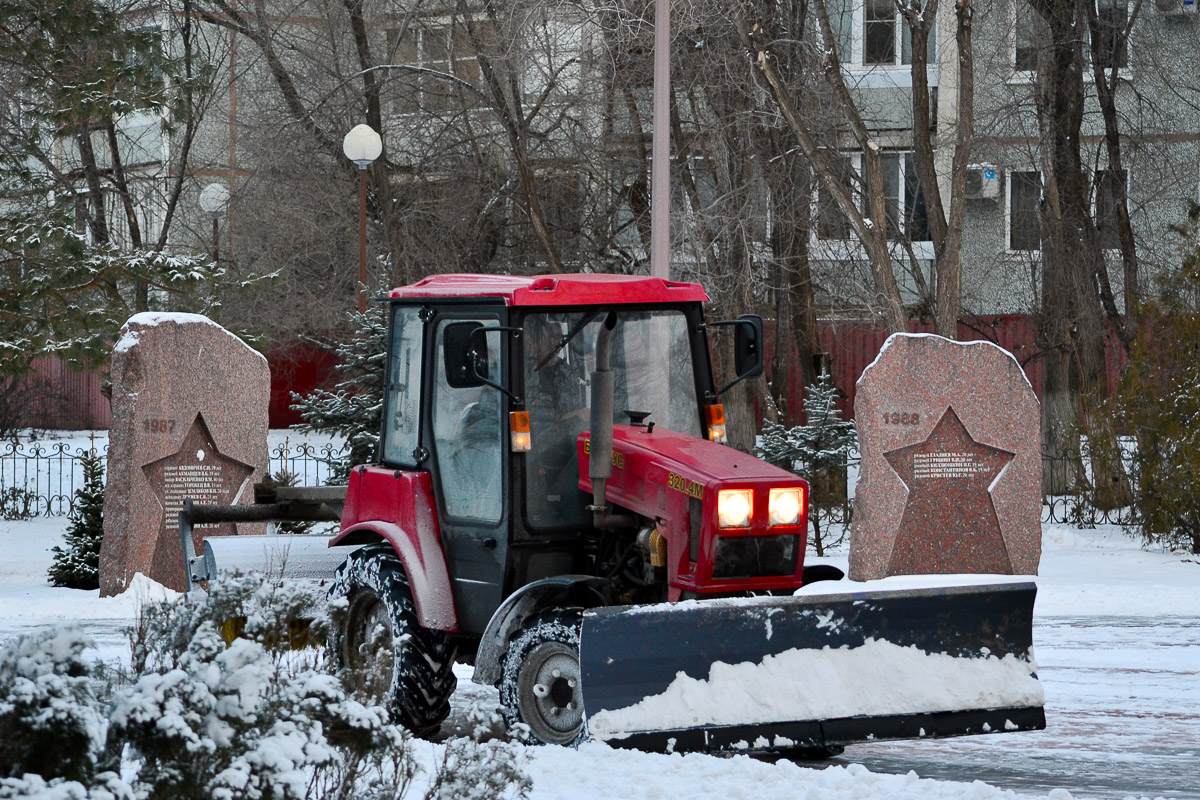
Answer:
[756, 371, 858, 556]
[0, 0, 221, 379]
[48, 445, 105, 590]
[1104, 201, 1200, 554]
[291, 302, 388, 482]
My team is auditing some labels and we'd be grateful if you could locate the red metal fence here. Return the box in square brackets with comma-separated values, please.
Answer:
[19, 343, 339, 431]
[773, 315, 1125, 422]
[19, 315, 1124, 430]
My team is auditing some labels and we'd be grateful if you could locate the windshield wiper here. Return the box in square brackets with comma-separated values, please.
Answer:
[534, 308, 603, 371]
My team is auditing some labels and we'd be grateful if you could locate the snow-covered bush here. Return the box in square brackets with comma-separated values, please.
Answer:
[116, 573, 416, 800]
[0, 627, 109, 783]
[3, 575, 532, 798]
[756, 371, 858, 555]
[128, 571, 328, 674]
[0, 771, 133, 800]
[1105, 201, 1200, 554]
[48, 445, 105, 589]
[0, 487, 38, 521]
[119, 572, 531, 800]
[424, 737, 531, 800]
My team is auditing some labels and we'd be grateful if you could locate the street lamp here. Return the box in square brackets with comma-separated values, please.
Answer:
[342, 123, 383, 313]
[199, 182, 230, 264]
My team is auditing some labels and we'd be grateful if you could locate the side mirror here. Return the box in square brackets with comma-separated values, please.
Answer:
[444, 321, 488, 388]
[733, 314, 764, 380]
[711, 313, 764, 396]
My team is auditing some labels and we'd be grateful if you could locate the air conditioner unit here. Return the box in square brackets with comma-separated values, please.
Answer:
[1155, 0, 1196, 18]
[964, 164, 1001, 200]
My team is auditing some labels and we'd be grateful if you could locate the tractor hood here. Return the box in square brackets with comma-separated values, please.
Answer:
[579, 424, 802, 501]
[578, 425, 810, 594]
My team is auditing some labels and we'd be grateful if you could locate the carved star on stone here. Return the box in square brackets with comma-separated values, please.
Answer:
[882, 406, 1016, 575]
[142, 412, 254, 542]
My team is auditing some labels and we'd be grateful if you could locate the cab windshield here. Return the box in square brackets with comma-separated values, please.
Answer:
[523, 309, 701, 529]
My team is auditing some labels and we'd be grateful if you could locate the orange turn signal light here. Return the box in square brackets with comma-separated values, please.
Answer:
[704, 404, 727, 443]
[510, 411, 531, 452]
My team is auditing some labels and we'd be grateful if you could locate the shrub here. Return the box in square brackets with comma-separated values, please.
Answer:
[1106, 202, 1200, 554]
[291, 301, 387, 482]
[757, 371, 858, 555]
[48, 444, 105, 589]
[3, 573, 533, 799]
[0, 626, 109, 783]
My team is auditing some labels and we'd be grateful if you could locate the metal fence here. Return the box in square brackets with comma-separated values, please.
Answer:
[267, 442, 350, 487]
[0, 440, 351, 519]
[0, 441, 106, 518]
[0, 441, 1137, 527]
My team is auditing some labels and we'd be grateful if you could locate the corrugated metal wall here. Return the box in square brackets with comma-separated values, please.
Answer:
[786, 315, 1121, 422]
[21, 345, 339, 431]
[21, 316, 1123, 430]
[818, 316, 1048, 420]
[23, 358, 112, 430]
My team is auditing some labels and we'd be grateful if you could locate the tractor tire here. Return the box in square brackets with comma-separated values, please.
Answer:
[328, 544, 457, 738]
[499, 609, 587, 747]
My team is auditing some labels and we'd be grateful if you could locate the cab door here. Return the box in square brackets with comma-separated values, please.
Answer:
[427, 307, 509, 634]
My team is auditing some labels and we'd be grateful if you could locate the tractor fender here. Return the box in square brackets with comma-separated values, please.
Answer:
[472, 575, 610, 686]
[333, 521, 458, 632]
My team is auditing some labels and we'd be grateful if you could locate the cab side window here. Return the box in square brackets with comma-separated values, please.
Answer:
[432, 317, 503, 523]
[382, 306, 423, 466]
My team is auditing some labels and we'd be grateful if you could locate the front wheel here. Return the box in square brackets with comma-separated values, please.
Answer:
[327, 544, 457, 738]
[499, 610, 587, 747]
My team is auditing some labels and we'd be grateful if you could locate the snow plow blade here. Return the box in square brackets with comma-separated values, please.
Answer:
[579, 582, 1045, 754]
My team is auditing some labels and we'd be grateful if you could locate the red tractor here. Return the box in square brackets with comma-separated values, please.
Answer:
[185, 273, 1044, 753]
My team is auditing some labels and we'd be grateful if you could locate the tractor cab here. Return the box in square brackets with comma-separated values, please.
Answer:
[368, 274, 761, 635]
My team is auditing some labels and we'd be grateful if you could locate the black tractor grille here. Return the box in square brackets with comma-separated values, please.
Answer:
[712, 535, 799, 580]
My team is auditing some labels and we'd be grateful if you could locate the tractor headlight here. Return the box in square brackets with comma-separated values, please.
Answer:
[768, 487, 803, 527]
[717, 489, 752, 529]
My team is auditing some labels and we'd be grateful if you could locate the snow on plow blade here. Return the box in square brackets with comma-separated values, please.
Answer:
[579, 582, 1045, 754]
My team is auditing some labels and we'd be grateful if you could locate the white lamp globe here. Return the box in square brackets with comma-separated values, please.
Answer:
[343, 124, 383, 167]
[199, 182, 230, 217]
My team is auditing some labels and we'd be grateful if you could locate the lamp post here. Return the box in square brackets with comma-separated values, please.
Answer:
[342, 124, 383, 313]
[650, 0, 671, 280]
[199, 182, 230, 263]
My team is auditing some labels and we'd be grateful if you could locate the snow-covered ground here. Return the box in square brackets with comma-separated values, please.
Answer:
[1, 430, 1196, 799]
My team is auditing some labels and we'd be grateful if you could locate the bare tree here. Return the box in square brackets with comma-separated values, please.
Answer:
[741, 0, 908, 334]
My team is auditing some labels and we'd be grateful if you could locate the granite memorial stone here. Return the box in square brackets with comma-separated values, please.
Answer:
[850, 333, 1041, 580]
[100, 313, 270, 595]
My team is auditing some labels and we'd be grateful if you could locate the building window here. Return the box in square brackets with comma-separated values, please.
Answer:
[861, 0, 931, 67]
[1008, 170, 1042, 252]
[1094, 0, 1130, 71]
[1095, 168, 1127, 250]
[817, 156, 857, 240]
[387, 24, 482, 113]
[864, 0, 898, 65]
[1013, 0, 1042, 73]
[818, 153, 930, 242]
[1013, 0, 1129, 74]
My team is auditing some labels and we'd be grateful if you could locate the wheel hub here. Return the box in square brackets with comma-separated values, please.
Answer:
[345, 592, 394, 701]
[523, 644, 584, 741]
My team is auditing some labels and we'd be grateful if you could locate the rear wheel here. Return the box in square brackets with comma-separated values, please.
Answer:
[499, 610, 586, 747]
[328, 544, 457, 737]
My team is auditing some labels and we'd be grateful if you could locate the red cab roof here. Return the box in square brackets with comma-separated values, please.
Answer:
[388, 273, 709, 307]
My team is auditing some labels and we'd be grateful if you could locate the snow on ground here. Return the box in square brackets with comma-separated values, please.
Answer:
[1, 466, 1196, 799]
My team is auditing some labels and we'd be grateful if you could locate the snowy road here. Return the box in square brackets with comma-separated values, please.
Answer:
[840, 614, 1200, 800]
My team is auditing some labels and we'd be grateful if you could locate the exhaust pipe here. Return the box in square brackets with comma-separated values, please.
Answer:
[588, 313, 634, 530]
